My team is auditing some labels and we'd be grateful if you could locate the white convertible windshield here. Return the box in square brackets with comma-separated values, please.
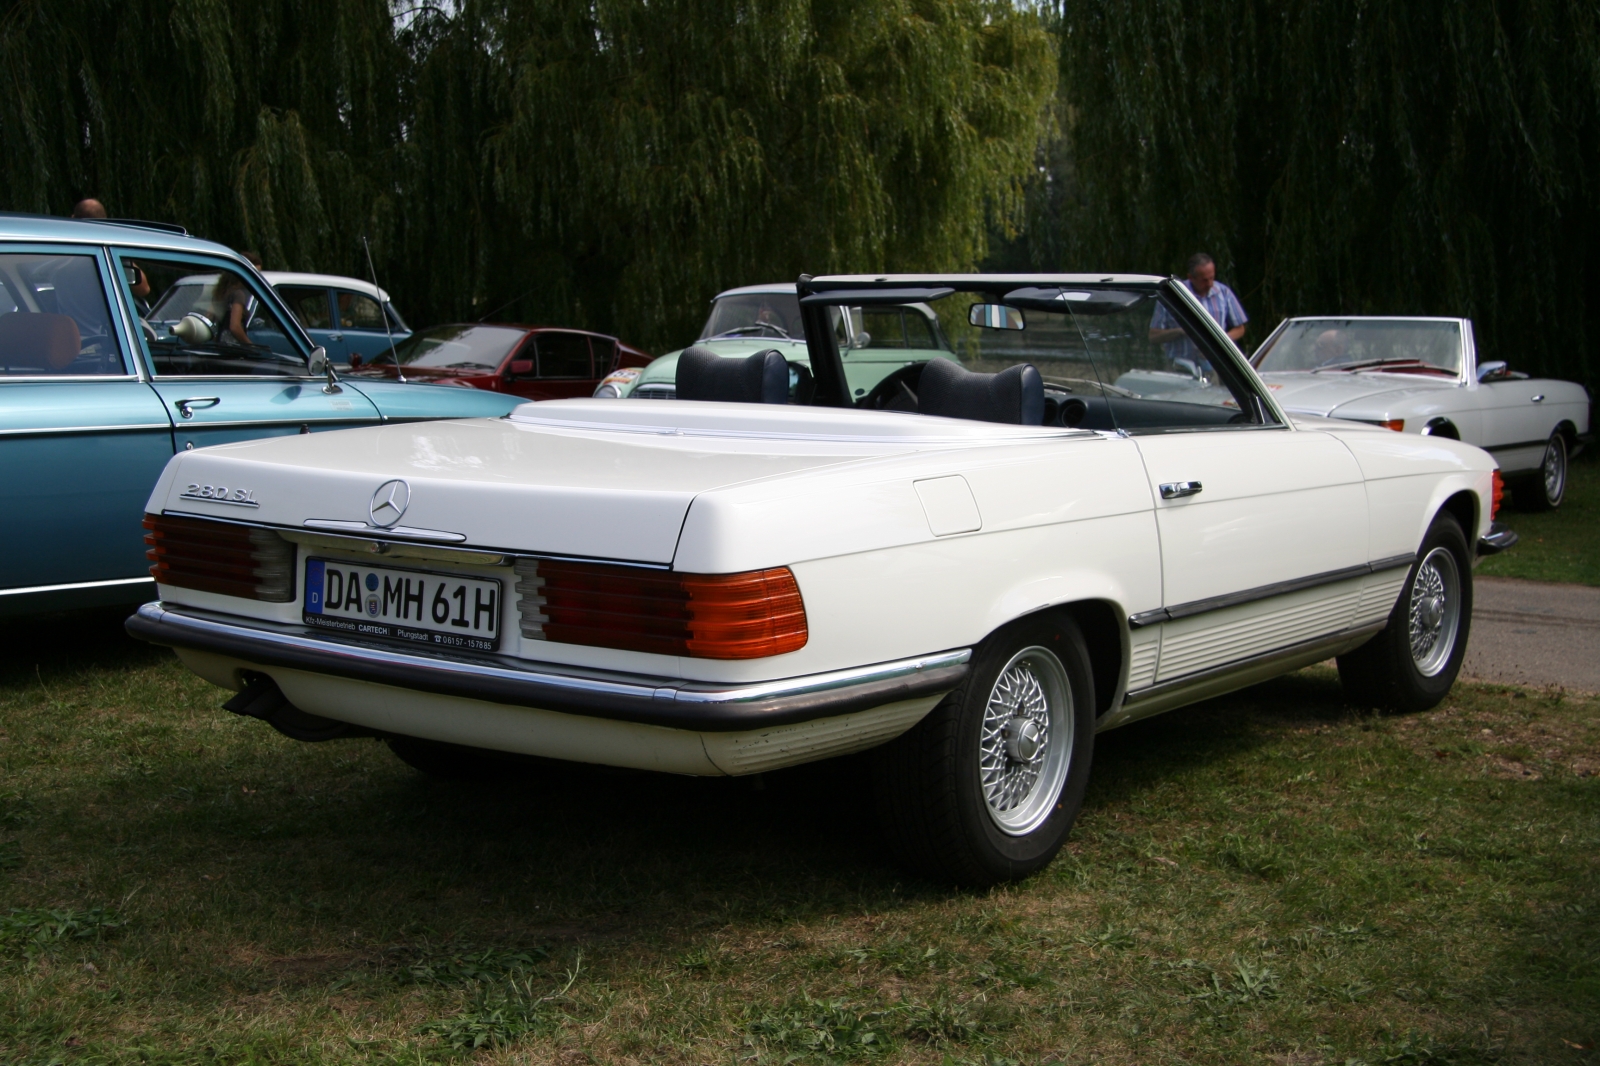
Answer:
[1255, 319, 1462, 376]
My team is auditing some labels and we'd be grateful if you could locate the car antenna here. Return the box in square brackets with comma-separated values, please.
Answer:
[477, 287, 538, 324]
[362, 235, 405, 382]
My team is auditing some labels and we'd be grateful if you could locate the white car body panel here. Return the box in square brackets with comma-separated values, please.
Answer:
[132, 282, 1505, 780]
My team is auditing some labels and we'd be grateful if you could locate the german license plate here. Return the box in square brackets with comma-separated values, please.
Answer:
[303, 558, 502, 652]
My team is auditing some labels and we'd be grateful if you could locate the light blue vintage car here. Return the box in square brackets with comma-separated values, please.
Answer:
[0, 214, 520, 617]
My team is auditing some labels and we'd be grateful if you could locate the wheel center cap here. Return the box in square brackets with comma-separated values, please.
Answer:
[1420, 595, 1444, 630]
[1003, 717, 1043, 763]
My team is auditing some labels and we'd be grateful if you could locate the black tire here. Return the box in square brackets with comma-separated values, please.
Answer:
[1510, 431, 1567, 511]
[386, 736, 520, 782]
[1337, 511, 1473, 713]
[872, 614, 1096, 887]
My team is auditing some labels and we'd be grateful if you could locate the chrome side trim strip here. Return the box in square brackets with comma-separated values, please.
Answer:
[1122, 623, 1385, 707]
[172, 418, 380, 430]
[1099, 621, 1386, 731]
[126, 601, 971, 731]
[0, 576, 154, 597]
[0, 422, 171, 437]
[1128, 555, 1416, 629]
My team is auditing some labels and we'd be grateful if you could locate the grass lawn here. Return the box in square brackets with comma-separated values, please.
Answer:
[1, 608, 1596, 1065]
[1480, 452, 1600, 586]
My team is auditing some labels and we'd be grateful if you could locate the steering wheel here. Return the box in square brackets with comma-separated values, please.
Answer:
[857, 362, 926, 411]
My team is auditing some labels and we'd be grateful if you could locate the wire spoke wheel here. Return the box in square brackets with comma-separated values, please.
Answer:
[1542, 435, 1567, 506]
[977, 646, 1072, 835]
[1407, 546, 1462, 677]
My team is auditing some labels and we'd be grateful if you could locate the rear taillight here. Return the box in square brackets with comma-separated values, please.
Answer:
[515, 558, 807, 659]
[144, 514, 295, 602]
[1491, 470, 1504, 520]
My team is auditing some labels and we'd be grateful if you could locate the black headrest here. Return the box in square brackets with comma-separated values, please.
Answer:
[675, 345, 789, 404]
[916, 358, 1045, 425]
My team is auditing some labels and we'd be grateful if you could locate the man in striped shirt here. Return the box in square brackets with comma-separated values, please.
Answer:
[1148, 252, 1248, 373]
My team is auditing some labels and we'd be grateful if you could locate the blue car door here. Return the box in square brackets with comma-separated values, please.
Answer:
[121, 251, 380, 449]
[0, 244, 175, 611]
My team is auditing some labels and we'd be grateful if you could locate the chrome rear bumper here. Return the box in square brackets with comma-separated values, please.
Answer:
[1478, 523, 1519, 557]
[126, 601, 971, 731]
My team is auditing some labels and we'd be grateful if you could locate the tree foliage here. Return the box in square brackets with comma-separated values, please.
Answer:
[1036, 0, 1600, 384]
[0, 0, 1053, 349]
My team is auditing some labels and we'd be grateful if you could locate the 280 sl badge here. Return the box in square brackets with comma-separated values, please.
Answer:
[180, 483, 259, 507]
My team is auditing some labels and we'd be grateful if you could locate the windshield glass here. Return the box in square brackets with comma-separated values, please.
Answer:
[390, 324, 525, 370]
[905, 286, 1270, 431]
[699, 292, 805, 341]
[1254, 319, 1462, 375]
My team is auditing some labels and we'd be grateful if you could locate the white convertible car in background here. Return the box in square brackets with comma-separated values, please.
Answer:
[128, 274, 1514, 886]
[1250, 317, 1589, 510]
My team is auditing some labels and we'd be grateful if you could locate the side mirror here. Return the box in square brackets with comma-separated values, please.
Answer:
[306, 346, 329, 376]
[850, 331, 873, 349]
[969, 303, 1025, 330]
[171, 312, 215, 344]
[1174, 357, 1203, 380]
[509, 359, 534, 376]
[1477, 360, 1508, 382]
[348, 353, 363, 369]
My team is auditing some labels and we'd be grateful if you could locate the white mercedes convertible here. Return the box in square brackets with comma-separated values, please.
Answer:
[128, 274, 1516, 886]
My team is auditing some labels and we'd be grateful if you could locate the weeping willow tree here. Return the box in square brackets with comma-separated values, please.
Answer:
[0, 0, 402, 270]
[0, 0, 1053, 349]
[1040, 0, 1600, 384]
[410, 0, 1055, 343]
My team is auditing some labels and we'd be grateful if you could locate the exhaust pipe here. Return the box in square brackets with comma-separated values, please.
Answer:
[223, 673, 372, 743]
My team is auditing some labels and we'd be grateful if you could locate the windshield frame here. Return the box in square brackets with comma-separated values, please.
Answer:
[794, 275, 1290, 428]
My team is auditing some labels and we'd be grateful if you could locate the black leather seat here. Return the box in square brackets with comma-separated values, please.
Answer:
[675, 345, 789, 404]
[917, 358, 1045, 425]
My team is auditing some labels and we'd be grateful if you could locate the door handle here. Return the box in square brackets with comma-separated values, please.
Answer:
[328, 332, 343, 341]
[1531, 394, 1545, 403]
[1159, 481, 1203, 500]
[174, 396, 220, 419]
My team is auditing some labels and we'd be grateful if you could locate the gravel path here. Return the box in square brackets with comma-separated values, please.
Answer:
[1463, 576, 1600, 692]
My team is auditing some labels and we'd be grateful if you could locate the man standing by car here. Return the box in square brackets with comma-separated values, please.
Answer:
[1148, 252, 1248, 372]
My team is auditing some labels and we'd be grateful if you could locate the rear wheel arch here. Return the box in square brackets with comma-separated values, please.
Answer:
[990, 600, 1123, 719]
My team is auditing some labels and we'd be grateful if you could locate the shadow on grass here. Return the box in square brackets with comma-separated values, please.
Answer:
[0, 602, 163, 687]
[1, 606, 1394, 949]
[40, 672, 1377, 959]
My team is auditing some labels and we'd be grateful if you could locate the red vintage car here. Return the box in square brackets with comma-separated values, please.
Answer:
[348, 323, 652, 400]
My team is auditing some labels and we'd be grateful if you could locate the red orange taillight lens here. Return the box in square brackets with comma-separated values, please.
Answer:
[144, 514, 295, 602]
[1491, 470, 1504, 520]
[515, 559, 807, 659]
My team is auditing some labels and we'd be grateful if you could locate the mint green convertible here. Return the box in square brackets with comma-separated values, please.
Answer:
[595, 282, 958, 404]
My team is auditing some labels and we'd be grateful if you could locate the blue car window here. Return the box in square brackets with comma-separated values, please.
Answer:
[0, 252, 125, 376]
[335, 291, 385, 330]
[132, 255, 307, 377]
[278, 286, 333, 329]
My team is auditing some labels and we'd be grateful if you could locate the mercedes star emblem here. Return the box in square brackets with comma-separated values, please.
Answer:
[369, 479, 410, 528]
